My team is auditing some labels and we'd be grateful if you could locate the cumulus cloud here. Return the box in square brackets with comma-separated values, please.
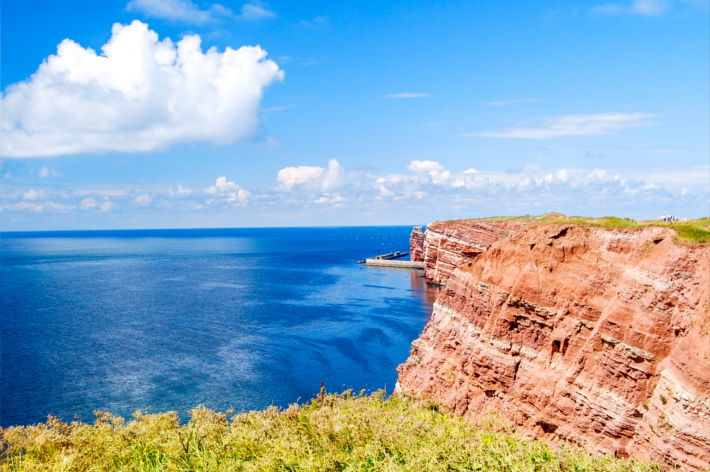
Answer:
[277, 165, 325, 191]
[314, 194, 345, 205]
[369, 160, 708, 208]
[467, 112, 654, 139]
[134, 194, 152, 206]
[126, 0, 275, 24]
[169, 184, 193, 197]
[22, 189, 44, 201]
[277, 159, 345, 192]
[205, 176, 250, 205]
[1, 20, 283, 158]
[80, 197, 113, 212]
[408, 160, 452, 184]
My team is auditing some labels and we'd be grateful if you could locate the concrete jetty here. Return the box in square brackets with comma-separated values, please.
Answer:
[365, 258, 425, 268]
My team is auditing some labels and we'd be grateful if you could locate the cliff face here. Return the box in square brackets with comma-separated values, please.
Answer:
[398, 223, 710, 471]
[410, 226, 425, 262]
[422, 220, 528, 284]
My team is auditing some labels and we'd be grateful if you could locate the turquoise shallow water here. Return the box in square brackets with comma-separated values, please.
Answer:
[0, 226, 437, 427]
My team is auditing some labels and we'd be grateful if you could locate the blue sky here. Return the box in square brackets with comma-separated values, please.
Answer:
[1, 0, 708, 230]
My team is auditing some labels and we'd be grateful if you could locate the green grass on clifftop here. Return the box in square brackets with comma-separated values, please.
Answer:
[1, 392, 660, 472]
[456, 214, 710, 244]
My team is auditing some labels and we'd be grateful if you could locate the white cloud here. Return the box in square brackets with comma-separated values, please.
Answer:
[314, 193, 345, 205]
[1, 20, 283, 158]
[38, 165, 57, 178]
[369, 160, 708, 207]
[73, 188, 131, 197]
[239, 2, 276, 20]
[467, 112, 655, 139]
[134, 194, 152, 206]
[1, 201, 73, 213]
[22, 189, 44, 201]
[408, 160, 451, 184]
[384, 93, 429, 99]
[277, 159, 345, 191]
[169, 184, 193, 196]
[278, 165, 324, 191]
[80, 198, 97, 210]
[126, 0, 275, 24]
[80, 197, 113, 212]
[205, 176, 250, 205]
[592, 0, 669, 15]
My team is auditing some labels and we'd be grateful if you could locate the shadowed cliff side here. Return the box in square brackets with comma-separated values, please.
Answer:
[398, 222, 710, 471]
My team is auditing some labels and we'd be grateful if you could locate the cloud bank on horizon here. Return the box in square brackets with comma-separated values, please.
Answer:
[3, 158, 706, 225]
[0, 20, 283, 158]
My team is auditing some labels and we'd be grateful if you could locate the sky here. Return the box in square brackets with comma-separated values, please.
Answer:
[1, 0, 708, 230]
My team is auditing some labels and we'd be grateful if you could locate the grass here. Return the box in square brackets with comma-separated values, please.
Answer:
[1, 391, 661, 472]
[441, 214, 710, 244]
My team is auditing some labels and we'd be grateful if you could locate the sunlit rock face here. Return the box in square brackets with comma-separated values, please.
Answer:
[399, 223, 710, 471]
[421, 220, 528, 284]
[410, 226, 425, 262]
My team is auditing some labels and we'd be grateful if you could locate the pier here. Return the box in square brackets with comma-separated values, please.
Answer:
[364, 258, 425, 268]
[357, 251, 424, 268]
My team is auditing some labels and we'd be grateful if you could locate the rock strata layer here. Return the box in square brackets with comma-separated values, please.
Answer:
[422, 220, 528, 284]
[398, 223, 710, 471]
[410, 226, 425, 262]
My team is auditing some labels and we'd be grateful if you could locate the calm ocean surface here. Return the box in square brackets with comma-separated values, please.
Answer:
[0, 227, 437, 427]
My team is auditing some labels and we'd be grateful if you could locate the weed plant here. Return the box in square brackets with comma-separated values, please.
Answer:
[1, 392, 661, 471]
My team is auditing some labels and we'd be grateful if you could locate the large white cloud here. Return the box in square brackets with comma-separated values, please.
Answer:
[1, 20, 284, 158]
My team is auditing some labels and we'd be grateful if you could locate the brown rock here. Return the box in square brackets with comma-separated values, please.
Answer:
[398, 223, 710, 471]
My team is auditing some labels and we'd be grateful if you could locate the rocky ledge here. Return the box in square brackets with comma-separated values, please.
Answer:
[398, 222, 709, 471]
[416, 219, 528, 284]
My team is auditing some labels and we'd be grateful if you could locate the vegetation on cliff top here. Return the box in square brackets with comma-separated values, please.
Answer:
[1, 392, 660, 472]
[449, 214, 710, 244]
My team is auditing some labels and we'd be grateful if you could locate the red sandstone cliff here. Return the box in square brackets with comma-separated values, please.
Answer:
[398, 223, 710, 471]
[422, 220, 528, 284]
[410, 226, 425, 262]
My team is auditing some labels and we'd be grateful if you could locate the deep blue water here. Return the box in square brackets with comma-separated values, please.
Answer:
[0, 227, 437, 427]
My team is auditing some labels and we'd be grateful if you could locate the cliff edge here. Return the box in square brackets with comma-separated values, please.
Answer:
[398, 221, 710, 471]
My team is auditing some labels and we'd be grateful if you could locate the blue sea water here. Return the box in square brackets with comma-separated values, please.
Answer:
[0, 226, 437, 427]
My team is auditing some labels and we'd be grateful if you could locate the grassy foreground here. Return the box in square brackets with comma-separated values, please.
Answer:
[1, 392, 660, 472]
[471, 214, 710, 244]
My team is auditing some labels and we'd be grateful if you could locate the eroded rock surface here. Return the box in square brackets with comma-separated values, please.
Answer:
[410, 226, 425, 262]
[398, 224, 710, 471]
[422, 220, 528, 284]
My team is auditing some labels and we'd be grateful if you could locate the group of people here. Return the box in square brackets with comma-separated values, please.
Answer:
[660, 215, 680, 222]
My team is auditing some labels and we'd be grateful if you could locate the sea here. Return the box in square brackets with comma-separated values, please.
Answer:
[0, 226, 437, 427]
